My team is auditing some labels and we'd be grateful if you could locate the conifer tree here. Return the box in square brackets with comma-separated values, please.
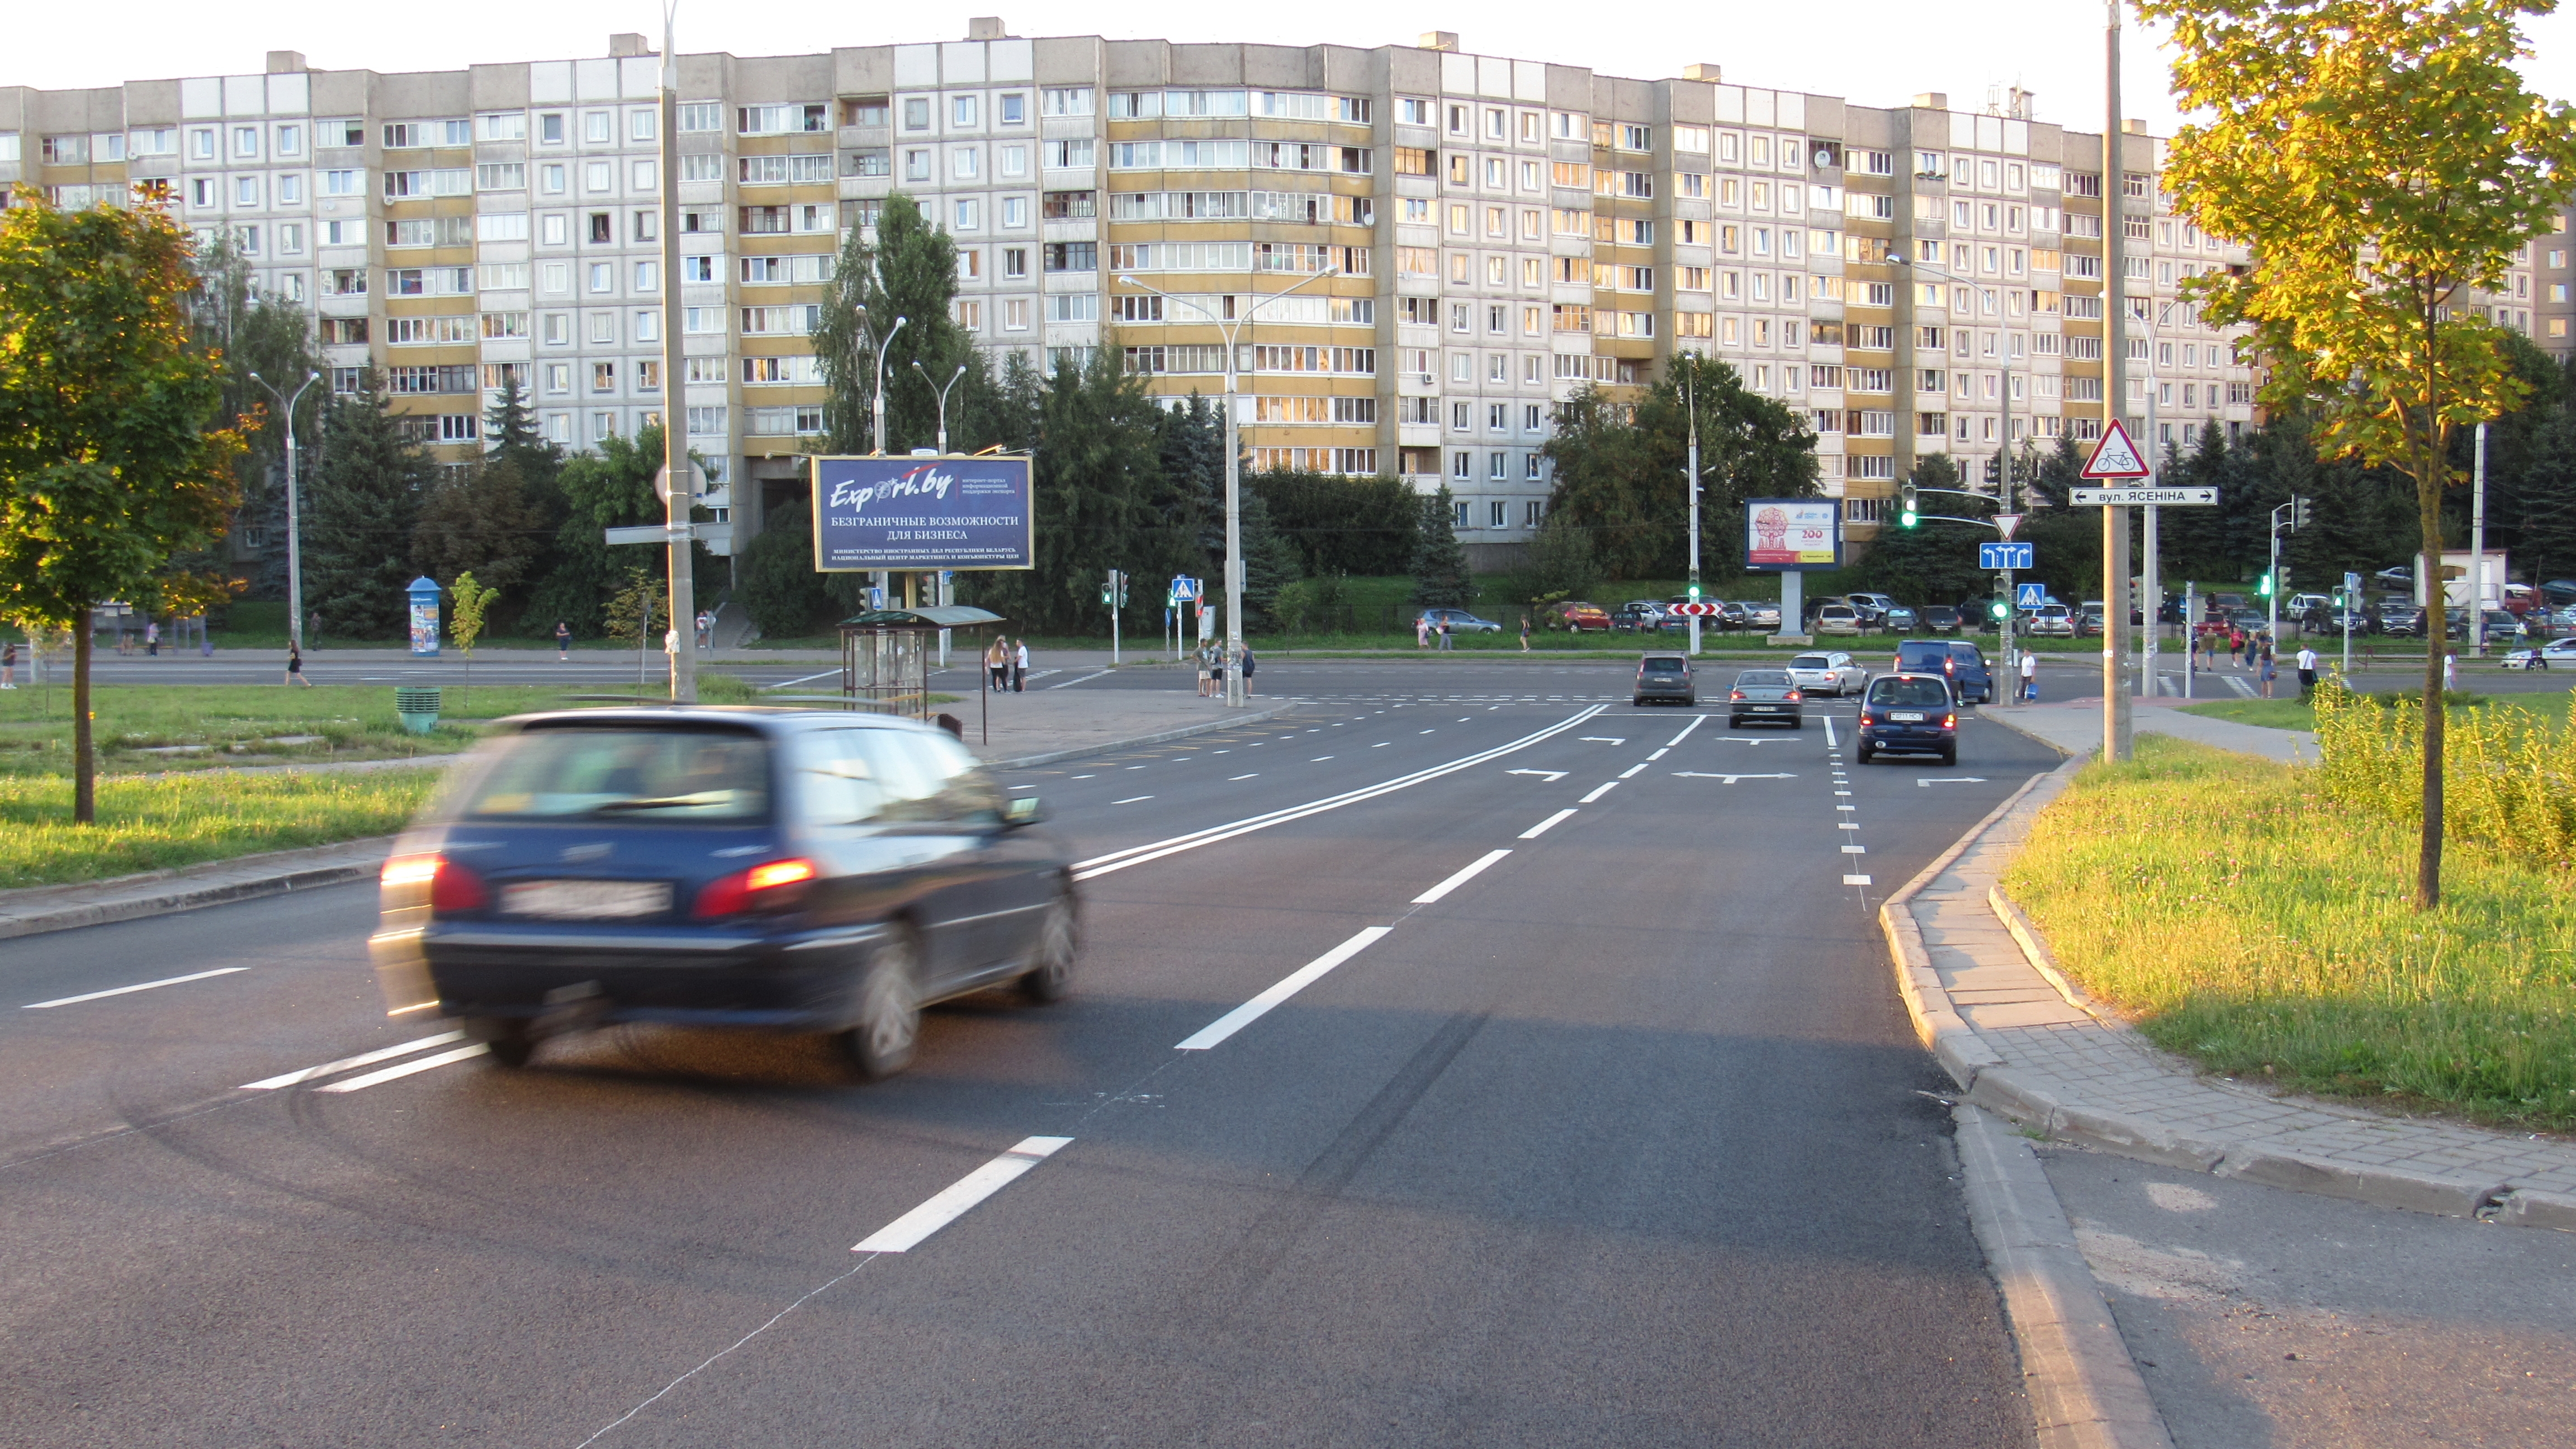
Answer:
[1410, 485, 1475, 608]
[303, 371, 432, 638]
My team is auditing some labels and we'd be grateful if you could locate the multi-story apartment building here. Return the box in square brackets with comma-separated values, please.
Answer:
[0, 23, 2540, 557]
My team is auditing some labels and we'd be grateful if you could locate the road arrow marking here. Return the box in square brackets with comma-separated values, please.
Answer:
[1506, 769, 1569, 781]
[1673, 772, 1797, 783]
[1915, 778, 1989, 786]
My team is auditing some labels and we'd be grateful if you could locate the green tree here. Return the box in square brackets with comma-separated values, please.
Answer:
[2139, 0, 2576, 908]
[1543, 353, 1819, 580]
[1863, 454, 1998, 605]
[1247, 468, 1422, 576]
[522, 425, 669, 634]
[0, 200, 248, 822]
[737, 496, 836, 638]
[2518, 400, 2576, 586]
[814, 194, 969, 454]
[303, 371, 433, 638]
[1156, 391, 1228, 568]
[1510, 511, 1599, 612]
[446, 570, 498, 707]
[1237, 485, 1303, 627]
[602, 564, 662, 689]
[413, 457, 545, 610]
[1410, 486, 1475, 608]
[187, 232, 319, 602]
[960, 351, 1175, 634]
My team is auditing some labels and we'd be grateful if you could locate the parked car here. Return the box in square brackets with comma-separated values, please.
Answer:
[2209, 592, 2250, 615]
[1552, 601, 1613, 632]
[1846, 592, 1902, 631]
[2379, 600, 2427, 636]
[1734, 600, 1783, 632]
[2025, 603, 2077, 637]
[1947, 642, 1996, 704]
[1632, 652, 1696, 705]
[2541, 579, 2576, 608]
[2074, 609, 2106, 638]
[1609, 602, 1666, 632]
[2504, 637, 2576, 669]
[1920, 605, 1962, 635]
[1856, 673, 1960, 766]
[2375, 565, 2414, 589]
[2476, 608, 2528, 642]
[1417, 608, 1502, 633]
[1812, 603, 1864, 636]
[367, 709, 1078, 1079]
[1783, 651, 1868, 696]
[1726, 669, 1805, 728]
[1881, 604, 1920, 632]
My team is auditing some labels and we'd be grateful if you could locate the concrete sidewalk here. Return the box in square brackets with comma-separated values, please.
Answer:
[1882, 761, 2576, 1233]
[1985, 697, 2316, 764]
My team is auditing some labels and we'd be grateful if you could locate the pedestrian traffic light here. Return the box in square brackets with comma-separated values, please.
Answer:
[2291, 495, 2312, 530]
[2257, 571, 2274, 598]
[1990, 598, 2009, 620]
[1899, 483, 1920, 528]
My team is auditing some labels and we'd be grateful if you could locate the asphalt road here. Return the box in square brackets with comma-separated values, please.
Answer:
[2, 669, 2062, 1447]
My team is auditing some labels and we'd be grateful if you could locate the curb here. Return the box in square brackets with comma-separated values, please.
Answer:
[982, 702, 1295, 770]
[0, 837, 397, 943]
[1952, 1104, 2177, 1449]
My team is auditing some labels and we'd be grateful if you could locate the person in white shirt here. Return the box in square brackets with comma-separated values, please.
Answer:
[1014, 639, 1030, 693]
[2018, 649, 2039, 702]
[2294, 646, 2319, 699]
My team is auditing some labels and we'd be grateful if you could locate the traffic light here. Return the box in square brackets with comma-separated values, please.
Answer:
[2291, 495, 2312, 530]
[1990, 598, 2009, 621]
[2257, 571, 2274, 598]
[1687, 575, 1702, 603]
[1899, 483, 1920, 528]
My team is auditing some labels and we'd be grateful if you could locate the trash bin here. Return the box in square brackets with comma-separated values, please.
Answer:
[395, 686, 442, 735]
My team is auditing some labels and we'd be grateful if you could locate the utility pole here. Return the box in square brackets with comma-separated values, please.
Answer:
[245, 368, 320, 652]
[2471, 422, 2488, 655]
[1686, 377, 1702, 657]
[2140, 362, 2160, 695]
[2103, 0, 2133, 760]
[657, 0, 695, 702]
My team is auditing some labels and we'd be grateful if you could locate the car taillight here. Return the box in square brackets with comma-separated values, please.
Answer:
[1944, 714, 1958, 728]
[1786, 689, 1803, 702]
[1859, 713, 1876, 726]
[694, 857, 820, 918]
[381, 852, 487, 913]
[1729, 689, 1745, 700]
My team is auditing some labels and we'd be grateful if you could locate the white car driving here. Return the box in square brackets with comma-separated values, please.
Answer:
[1783, 651, 1868, 696]
[2503, 637, 2576, 670]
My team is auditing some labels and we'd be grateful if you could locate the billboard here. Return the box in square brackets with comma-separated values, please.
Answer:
[810, 455, 1035, 571]
[1743, 498, 1842, 571]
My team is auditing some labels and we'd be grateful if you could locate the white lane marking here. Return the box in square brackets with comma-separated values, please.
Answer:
[1046, 670, 1112, 690]
[1580, 736, 1628, 744]
[1111, 795, 1154, 804]
[242, 1031, 466, 1090]
[1419, 730, 1435, 735]
[1506, 769, 1569, 781]
[316, 1043, 490, 1092]
[1072, 707, 1604, 882]
[1518, 808, 1577, 839]
[1412, 849, 1513, 905]
[1071, 774, 1096, 779]
[1125, 765, 1148, 770]
[1371, 741, 1390, 747]
[1177, 927, 1392, 1051]
[854, 1137, 1074, 1253]
[1843, 874, 1873, 886]
[1838, 823, 1860, 830]
[1823, 717, 1838, 748]
[1580, 781, 1619, 803]
[1618, 763, 1649, 779]
[1647, 747, 1669, 761]
[1674, 772, 1795, 783]
[1665, 715, 1709, 747]
[24, 967, 248, 1010]
[1836, 804, 1857, 811]
[1918, 778, 1990, 785]
[1841, 845, 1868, 854]
[1835, 790, 1852, 796]
[1229, 773, 1258, 781]
[761, 668, 844, 691]
[1311, 756, 1333, 761]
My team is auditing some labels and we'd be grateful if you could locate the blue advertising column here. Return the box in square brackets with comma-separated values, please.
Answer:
[406, 576, 443, 657]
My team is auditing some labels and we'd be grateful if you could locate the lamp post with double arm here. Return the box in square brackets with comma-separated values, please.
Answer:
[245, 368, 321, 651]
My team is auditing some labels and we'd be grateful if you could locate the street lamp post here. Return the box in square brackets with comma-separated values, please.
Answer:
[911, 359, 967, 453]
[862, 312, 906, 608]
[245, 368, 321, 651]
[1115, 267, 1339, 707]
[657, 0, 695, 702]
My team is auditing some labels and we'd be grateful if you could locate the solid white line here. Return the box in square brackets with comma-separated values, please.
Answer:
[1177, 927, 1391, 1050]
[760, 668, 842, 690]
[1111, 795, 1153, 804]
[316, 1043, 490, 1092]
[1665, 715, 1709, 747]
[1618, 763, 1649, 779]
[23, 967, 247, 1010]
[1824, 717, 1838, 748]
[1579, 781, 1618, 803]
[1311, 756, 1333, 761]
[853, 1136, 1073, 1252]
[1518, 808, 1577, 840]
[242, 1031, 466, 1090]
[1071, 705, 1604, 882]
[1229, 773, 1258, 780]
[1411, 850, 1512, 904]
[1046, 669, 1112, 689]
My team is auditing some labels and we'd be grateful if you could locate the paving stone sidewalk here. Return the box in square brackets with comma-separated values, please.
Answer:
[1985, 697, 2315, 764]
[1883, 759, 2576, 1234]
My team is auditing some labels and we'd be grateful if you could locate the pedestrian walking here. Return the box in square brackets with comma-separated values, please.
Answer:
[145, 621, 160, 656]
[1519, 614, 1531, 652]
[1416, 615, 1431, 650]
[1240, 644, 1257, 695]
[555, 621, 571, 661]
[986, 637, 1008, 692]
[286, 642, 311, 686]
[1, 640, 16, 689]
[1013, 638, 1029, 692]
[2295, 645, 2319, 699]
[2443, 650, 2457, 694]
[695, 610, 714, 650]
[2259, 647, 2278, 698]
[2019, 649, 2038, 702]
[1438, 620, 1453, 652]
[1194, 641, 1213, 698]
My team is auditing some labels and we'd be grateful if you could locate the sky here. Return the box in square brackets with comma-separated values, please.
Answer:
[11, 0, 2574, 138]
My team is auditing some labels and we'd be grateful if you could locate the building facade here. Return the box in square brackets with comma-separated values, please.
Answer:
[0, 24, 2542, 555]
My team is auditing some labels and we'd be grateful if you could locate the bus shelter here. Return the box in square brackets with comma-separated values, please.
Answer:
[839, 605, 1005, 738]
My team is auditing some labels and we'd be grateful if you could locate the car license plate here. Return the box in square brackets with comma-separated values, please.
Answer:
[1891, 711, 1926, 722]
[502, 880, 671, 919]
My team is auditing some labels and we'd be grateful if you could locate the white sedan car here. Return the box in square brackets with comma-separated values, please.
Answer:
[1783, 651, 1868, 696]
[2503, 637, 2576, 670]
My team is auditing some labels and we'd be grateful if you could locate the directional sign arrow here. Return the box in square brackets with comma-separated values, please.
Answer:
[1916, 778, 1988, 786]
[1674, 772, 1797, 783]
[1505, 769, 1569, 781]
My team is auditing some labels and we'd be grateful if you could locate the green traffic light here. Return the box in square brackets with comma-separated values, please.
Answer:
[2257, 573, 2273, 597]
[1990, 600, 2007, 619]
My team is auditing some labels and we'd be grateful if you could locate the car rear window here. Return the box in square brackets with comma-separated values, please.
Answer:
[1788, 654, 1829, 667]
[1641, 657, 1686, 673]
[453, 727, 772, 821]
[1870, 678, 1954, 708]
[1735, 670, 1791, 686]
[1897, 643, 1945, 662]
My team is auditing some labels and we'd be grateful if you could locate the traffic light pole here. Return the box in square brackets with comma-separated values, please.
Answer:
[1686, 381, 1702, 658]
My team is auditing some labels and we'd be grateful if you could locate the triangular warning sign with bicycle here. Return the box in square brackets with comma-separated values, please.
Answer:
[2081, 419, 2151, 479]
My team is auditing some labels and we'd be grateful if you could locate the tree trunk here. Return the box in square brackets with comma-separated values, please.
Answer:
[73, 614, 94, 826]
[2416, 445, 2445, 911]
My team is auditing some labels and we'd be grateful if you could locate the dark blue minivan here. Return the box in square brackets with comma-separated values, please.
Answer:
[370, 709, 1076, 1079]
[1856, 674, 1961, 765]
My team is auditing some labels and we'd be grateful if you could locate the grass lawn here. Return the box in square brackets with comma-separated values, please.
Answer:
[2004, 735, 2576, 1131]
[0, 769, 443, 889]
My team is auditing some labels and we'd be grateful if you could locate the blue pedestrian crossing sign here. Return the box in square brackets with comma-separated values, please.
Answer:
[1168, 575, 1202, 603]
[1980, 542, 2034, 570]
[2015, 581, 2048, 609]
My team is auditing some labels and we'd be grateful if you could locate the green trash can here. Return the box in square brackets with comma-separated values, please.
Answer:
[395, 686, 442, 736]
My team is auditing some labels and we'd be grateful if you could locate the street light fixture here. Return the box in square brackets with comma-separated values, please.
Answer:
[911, 359, 967, 454]
[868, 313, 908, 456]
[1114, 266, 1339, 707]
[244, 368, 321, 651]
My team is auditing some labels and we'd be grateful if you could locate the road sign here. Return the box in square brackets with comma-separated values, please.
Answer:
[1980, 542, 2034, 570]
[2081, 418, 2151, 479]
[2071, 486, 2219, 506]
[1994, 513, 2024, 540]
[1169, 575, 1201, 602]
[1666, 601, 1721, 616]
[2015, 581, 2048, 609]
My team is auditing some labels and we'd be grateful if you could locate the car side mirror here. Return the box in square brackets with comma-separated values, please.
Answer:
[1005, 795, 1048, 827]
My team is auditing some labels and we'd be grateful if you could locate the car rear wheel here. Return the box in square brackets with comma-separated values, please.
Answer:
[1857, 743, 1875, 764]
[1019, 896, 1077, 1004]
[842, 933, 922, 1080]
[1939, 745, 1958, 766]
[1789, 714, 1805, 729]
[466, 1019, 536, 1068]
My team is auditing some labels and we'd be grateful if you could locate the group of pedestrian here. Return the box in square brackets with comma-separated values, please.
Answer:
[984, 637, 1032, 692]
[1414, 615, 1455, 651]
[1193, 641, 1259, 697]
